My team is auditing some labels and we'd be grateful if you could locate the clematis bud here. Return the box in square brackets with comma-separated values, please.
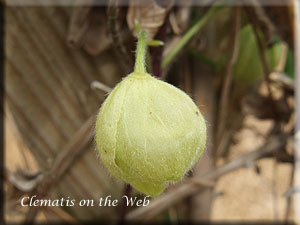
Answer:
[95, 30, 207, 197]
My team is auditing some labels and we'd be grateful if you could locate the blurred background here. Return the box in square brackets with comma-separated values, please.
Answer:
[3, 0, 299, 224]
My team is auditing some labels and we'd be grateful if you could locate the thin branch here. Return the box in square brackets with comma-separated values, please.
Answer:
[23, 114, 96, 224]
[107, 0, 133, 74]
[50, 116, 95, 179]
[126, 135, 287, 221]
[270, 72, 294, 91]
[244, 5, 274, 102]
[187, 177, 215, 187]
[23, 76, 113, 223]
[44, 204, 80, 224]
[215, 6, 241, 157]
[90, 80, 113, 93]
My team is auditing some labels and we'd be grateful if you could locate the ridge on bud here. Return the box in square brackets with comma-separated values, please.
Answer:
[95, 30, 207, 197]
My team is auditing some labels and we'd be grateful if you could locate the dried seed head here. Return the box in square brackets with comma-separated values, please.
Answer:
[95, 31, 207, 197]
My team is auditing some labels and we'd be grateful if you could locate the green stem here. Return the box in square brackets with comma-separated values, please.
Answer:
[134, 30, 148, 74]
[161, 5, 223, 69]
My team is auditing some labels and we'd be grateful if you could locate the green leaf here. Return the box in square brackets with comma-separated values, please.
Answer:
[148, 40, 164, 47]
[284, 48, 294, 79]
[233, 25, 284, 84]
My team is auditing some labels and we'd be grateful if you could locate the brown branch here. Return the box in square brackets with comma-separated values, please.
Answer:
[23, 114, 95, 224]
[51, 116, 95, 180]
[44, 204, 81, 224]
[244, 5, 274, 102]
[215, 7, 241, 157]
[90, 80, 113, 93]
[107, 0, 133, 74]
[187, 177, 215, 187]
[126, 134, 287, 221]
[270, 72, 294, 91]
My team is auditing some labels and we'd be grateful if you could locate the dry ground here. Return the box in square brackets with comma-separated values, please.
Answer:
[4, 111, 294, 222]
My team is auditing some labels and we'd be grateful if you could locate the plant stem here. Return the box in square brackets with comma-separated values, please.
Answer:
[134, 30, 148, 74]
[161, 5, 223, 69]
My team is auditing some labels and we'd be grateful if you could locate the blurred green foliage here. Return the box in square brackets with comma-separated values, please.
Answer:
[233, 25, 283, 84]
[284, 48, 294, 79]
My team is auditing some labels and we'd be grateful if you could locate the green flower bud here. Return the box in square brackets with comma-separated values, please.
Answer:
[95, 30, 207, 197]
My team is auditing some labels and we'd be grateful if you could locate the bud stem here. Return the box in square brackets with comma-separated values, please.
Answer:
[134, 30, 148, 74]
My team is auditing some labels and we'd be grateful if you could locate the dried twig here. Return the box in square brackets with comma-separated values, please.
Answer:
[270, 72, 294, 91]
[243, 0, 276, 44]
[44, 204, 81, 224]
[169, 0, 193, 35]
[6, 168, 45, 193]
[107, 0, 133, 74]
[187, 177, 215, 187]
[169, 12, 182, 35]
[215, 7, 241, 157]
[90, 80, 113, 93]
[126, 135, 287, 221]
[244, 5, 274, 102]
[23, 114, 96, 224]
[50, 115, 95, 180]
